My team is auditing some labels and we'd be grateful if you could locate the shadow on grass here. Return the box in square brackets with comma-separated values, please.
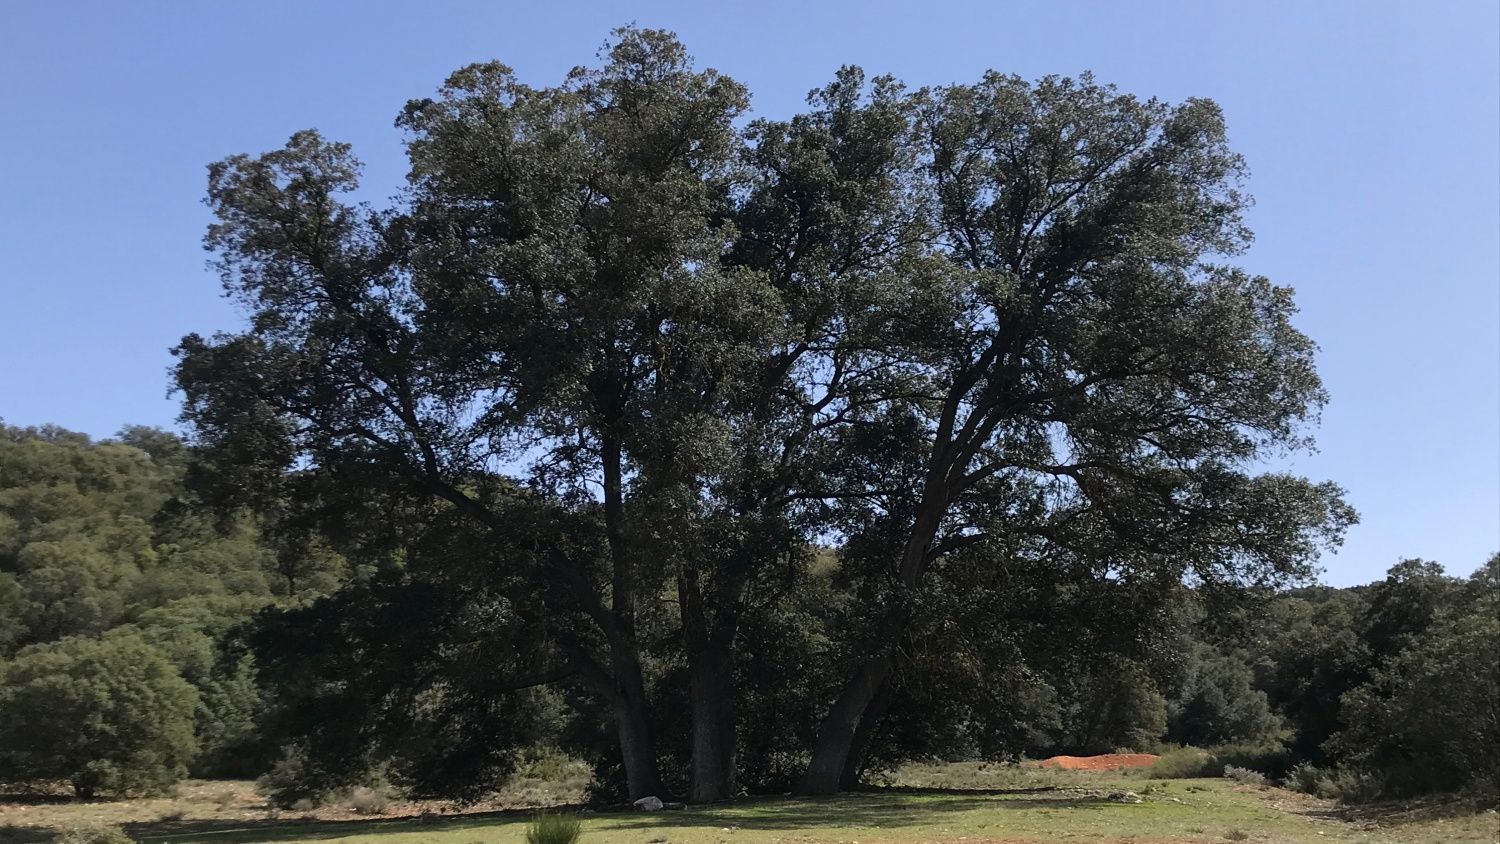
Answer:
[1299, 795, 1500, 829]
[111, 788, 1126, 844]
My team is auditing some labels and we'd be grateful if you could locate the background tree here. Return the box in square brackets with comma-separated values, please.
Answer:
[1166, 642, 1285, 748]
[1332, 562, 1499, 797]
[0, 423, 350, 789]
[1246, 586, 1371, 762]
[0, 633, 198, 797]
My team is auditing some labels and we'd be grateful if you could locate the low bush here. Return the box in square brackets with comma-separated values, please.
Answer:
[1321, 768, 1384, 803]
[1145, 743, 1293, 780]
[1144, 746, 1217, 778]
[517, 748, 581, 783]
[1212, 743, 1295, 779]
[346, 785, 391, 815]
[1222, 765, 1267, 786]
[1285, 761, 1330, 796]
[256, 746, 332, 809]
[525, 811, 583, 844]
[1281, 761, 1385, 803]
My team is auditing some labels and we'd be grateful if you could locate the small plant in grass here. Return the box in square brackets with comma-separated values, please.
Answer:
[1225, 829, 1250, 841]
[1223, 765, 1267, 786]
[525, 811, 583, 844]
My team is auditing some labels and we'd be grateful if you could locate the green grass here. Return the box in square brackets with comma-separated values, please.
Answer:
[4, 767, 1495, 844]
[119, 777, 1495, 844]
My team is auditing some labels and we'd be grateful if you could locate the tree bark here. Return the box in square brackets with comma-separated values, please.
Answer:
[798, 479, 948, 795]
[798, 652, 896, 795]
[613, 673, 666, 800]
[688, 638, 738, 801]
[598, 430, 668, 800]
[839, 667, 897, 790]
[680, 570, 741, 802]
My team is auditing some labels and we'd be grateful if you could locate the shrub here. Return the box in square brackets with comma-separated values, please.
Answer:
[0, 634, 197, 797]
[1222, 765, 1267, 786]
[256, 747, 324, 809]
[525, 811, 583, 844]
[1284, 762, 1330, 796]
[1212, 743, 1295, 779]
[346, 785, 391, 815]
[1145, 743, 1292, 780]
[517, 748, 579, 783]
[1145, 746, 1217, 779]
[1320, 768, 1383, 803]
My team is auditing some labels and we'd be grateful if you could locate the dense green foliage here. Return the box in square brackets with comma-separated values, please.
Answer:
[0, 633, 197, 796]
[0, 423, 351, 793]
[1322, 557, 1500, 797]
[0, 430, 1491, 804]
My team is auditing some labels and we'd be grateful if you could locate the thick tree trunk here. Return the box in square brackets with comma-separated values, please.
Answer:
[680, 570, 743, 802]
[614, 681, 666, 801]
[688, 640, 738, 801]
[799, 488, 946, 796]
[797, 652, 896, 794]
[839, 668, 897, 790]
[574, 638, 666, 801]
[597, 431, 668, 800]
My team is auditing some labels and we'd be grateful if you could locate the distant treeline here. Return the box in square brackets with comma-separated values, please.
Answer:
[0, 424, 1493, 803]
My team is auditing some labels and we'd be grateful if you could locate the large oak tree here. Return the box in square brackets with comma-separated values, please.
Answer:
[175, 28, 1352, 800]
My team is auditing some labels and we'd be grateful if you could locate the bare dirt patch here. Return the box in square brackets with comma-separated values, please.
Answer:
[1036, 753, 1160, 771]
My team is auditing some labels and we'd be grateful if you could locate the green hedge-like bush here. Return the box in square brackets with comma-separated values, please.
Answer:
[1144, 743, 1294, 780]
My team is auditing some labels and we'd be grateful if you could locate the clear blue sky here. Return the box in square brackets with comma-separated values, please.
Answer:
[2, 1, 1496, 585]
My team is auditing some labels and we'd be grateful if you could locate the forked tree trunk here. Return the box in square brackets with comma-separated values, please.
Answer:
[799, 489, 946, 795]
[839, 668, 897, 790]
[797, 653, 896, 794]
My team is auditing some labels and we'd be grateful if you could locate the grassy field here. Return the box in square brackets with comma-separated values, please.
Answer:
[2, 763, 1494, 844]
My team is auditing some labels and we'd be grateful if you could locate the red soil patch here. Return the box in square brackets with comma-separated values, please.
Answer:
[1038, 752, 1160, 770]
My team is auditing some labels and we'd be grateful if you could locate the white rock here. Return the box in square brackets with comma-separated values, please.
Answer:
[633, 795, 665, 811]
